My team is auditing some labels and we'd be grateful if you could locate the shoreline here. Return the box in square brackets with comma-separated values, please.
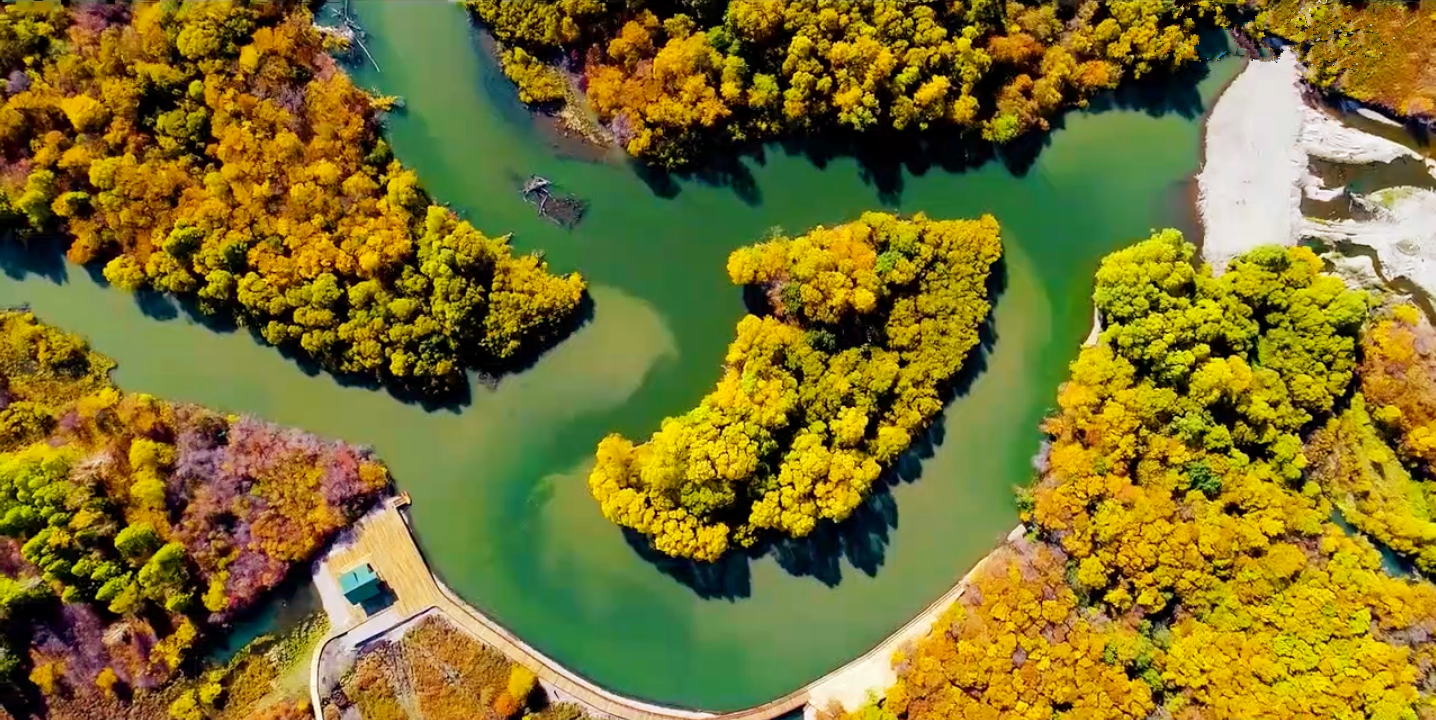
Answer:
[802, 526, 1027, 719]
[1185, 44, 1252, 261]
[470, 23, 620, 165]
[1194, 40, 1436, 297]
[1196, 50, 1308, 272]
[298, 42, 1265, 718]
[307, 499, 1027, 720]
[298, 27, 1436, 720]
[795, 41, 1436, 714]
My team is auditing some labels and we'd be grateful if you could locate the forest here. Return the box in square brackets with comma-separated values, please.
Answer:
[324, 614, 598, 720]
[589, 212, 1001, 560]
[165, 614, 326, 720]
[0, 310, 390, 720]
[0, 2, 586, 396]
[468, 0, 1232, 167]
[1247, 0, 1436, 124]
[1312, 305, 1436, 577]
[840, 234, 1436, 720]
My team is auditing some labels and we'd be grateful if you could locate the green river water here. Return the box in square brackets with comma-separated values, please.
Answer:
[0, 3, 1241, 711]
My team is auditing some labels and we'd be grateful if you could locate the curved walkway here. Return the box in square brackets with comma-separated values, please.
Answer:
[309, 497, 1017, 720]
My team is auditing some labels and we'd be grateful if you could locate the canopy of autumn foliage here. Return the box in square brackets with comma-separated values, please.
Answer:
[0, 311, 389, 719]
[589, 212, 1001, 560]
[1248, 0, 1436, 122]
[327, 614, 590, 720]
[845, 233, 1436, 720]
[0, 2, 585, 395]
[1307, 305, 1436, 577]
[469, 0, 1231, 167]
[164, 613, 325, 720]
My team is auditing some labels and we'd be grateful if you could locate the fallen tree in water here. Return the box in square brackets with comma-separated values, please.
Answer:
[521, 175, 587, 228]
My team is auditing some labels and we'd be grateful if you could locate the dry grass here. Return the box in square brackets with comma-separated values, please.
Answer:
[1255, 0, 1436, 119]
[347, 651, 408, 720]
[331, 616, 603, 720]
[213, 614, 329, 720]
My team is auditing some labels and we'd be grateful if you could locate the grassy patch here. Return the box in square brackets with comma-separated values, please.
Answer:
[329, 615, 602, 720]
[1253, 0, 1436, 120]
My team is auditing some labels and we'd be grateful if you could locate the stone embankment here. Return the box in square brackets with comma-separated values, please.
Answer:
[308, 497, 1020, 720]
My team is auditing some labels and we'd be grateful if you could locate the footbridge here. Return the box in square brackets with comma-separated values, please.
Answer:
[309, 497, 1013, 720]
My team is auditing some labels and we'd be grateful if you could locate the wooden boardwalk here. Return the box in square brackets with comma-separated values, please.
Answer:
[310, 498, 1009, 720]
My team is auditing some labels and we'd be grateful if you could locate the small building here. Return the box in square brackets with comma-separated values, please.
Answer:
[339, 563, 382, 606]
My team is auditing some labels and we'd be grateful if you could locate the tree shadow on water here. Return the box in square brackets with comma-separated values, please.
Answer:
[0, 229, 598, 414]
[131, 289, 180, 322]
[627, 24, 1229, 206]
[0, 233, 70, 285]
[629, 149, 763, 206]
[125, 284, 598, 414]
[627, 254, 1007, 598]
[1083, 31, 1223, 122]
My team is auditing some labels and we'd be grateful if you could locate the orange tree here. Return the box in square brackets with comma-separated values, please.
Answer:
[589, 212, 1001, 560]
[0, 2, 584, 395]
[851, 233, 1436, 720]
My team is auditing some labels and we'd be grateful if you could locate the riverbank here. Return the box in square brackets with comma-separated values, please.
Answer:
[0, 1, 1240, 706]
[307, 497, 1031, 720]
[1196, 47, 1436, 277]
[802, 525, 1027, 719]
[470, 18, 618, 164]
[308, 498, 723, 720]
[1196, 50, 1307, 271]
[791, 43, 1436, 720]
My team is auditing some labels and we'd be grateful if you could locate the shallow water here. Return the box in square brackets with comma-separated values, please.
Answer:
[1302, 156, 1436, 221]
[204, 579, 322, 666]
[0, 4, 1242, 710]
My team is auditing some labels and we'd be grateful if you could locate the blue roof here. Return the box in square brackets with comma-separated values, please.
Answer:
[339, 564, 381, 604]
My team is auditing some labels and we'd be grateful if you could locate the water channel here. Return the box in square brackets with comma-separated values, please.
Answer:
[0, 3, 1242, 711]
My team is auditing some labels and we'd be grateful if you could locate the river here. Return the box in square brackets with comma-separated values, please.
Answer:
[0, 3, 1242, 711]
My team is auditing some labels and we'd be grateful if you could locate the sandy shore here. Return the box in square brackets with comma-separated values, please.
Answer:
[1197, 49, 1436, 282]
[1196, 51, 1308, 272]
[802, 526, 1026, 719]
[1356, 106, 1405, 128]
[1083, 305, 1102, 348]
[801, 48, 1436, 720]
[1301, 103, 1434, 167]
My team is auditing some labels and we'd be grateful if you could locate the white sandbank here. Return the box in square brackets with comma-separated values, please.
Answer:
[1303, 187, 1436, 298]
[1196, 51, 1308, 273]
[1197, 50, 1436, 289]
[1301, 102, 1432, 166]
[1356, 106, 1405, 128]
[1083, 305, 1102, 348]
